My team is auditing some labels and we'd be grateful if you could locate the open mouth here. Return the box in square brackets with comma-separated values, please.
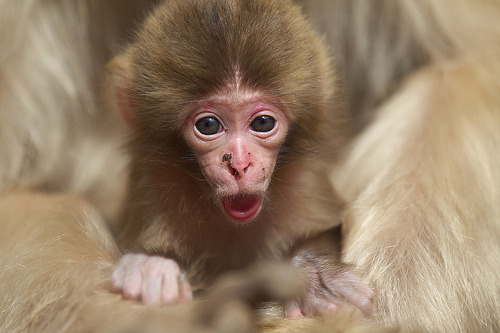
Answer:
[222, 194, 263, 223]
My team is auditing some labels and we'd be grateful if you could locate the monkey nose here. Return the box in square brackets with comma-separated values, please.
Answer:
[223, 153, 251, 177]
[229, 160, 251, 177]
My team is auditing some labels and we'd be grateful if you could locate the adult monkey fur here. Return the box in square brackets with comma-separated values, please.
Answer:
[0, 0, 498, 332]
[300, 1, 500, 331]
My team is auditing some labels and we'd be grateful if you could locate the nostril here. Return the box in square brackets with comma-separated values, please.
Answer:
[226, 163, 240, 176]
[222, 153, 252, 177]
[243, 163, 251, 174]
[228, 162, 251, 177]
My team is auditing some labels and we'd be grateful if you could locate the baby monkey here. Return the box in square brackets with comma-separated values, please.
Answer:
[109, 0, 372, 318]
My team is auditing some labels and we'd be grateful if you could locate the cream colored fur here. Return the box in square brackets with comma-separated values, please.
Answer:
[0, 0, 499, 332]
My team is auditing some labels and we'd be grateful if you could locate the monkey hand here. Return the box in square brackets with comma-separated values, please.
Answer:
[286, 251, 374, 318]
[111, 253, 192, 305]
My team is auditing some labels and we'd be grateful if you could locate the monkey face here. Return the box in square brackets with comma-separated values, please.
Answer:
[182, 92, 290, 223]
[113, 0, 335, 228]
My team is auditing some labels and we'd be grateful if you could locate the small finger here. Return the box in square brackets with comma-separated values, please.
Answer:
[121, 266, 142, 300]
[345, 291, 373, 314]
[142, 268, 163, 304]
[325, 272, 374, 314]
[161, 268, 181, 305]
[178, 272, 193, 302]
[315, 300, 338, 316]
[110, 262, 125, 292]
[285, 301, 303, 319]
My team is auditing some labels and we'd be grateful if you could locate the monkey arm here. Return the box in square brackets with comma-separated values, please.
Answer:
[0, 190, 115, 331]
[334, 58, 500, 331]
[0, 190, 196, 332]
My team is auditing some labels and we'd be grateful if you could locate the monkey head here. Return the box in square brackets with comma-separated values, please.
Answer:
[111, 0, 336, 225]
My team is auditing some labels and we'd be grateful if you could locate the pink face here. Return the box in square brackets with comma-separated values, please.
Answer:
[182, 92, 290, 224]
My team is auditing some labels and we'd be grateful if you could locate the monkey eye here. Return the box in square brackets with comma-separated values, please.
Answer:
[250, 115, 276, 133]
[195, 116, 222, 136]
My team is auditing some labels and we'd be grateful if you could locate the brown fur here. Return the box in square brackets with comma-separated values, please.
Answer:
[0, 0, 499, 332]
[113, 0, 345, 285]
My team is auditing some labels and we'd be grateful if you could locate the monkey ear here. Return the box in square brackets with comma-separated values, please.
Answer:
[108, 54, 136, 127]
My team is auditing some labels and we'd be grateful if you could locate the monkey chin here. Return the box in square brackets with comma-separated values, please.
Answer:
[222, 194, 263, 224]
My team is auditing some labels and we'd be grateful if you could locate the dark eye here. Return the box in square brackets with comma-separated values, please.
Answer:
[250, 115, 276, 132]
[195, 117, 221, 135]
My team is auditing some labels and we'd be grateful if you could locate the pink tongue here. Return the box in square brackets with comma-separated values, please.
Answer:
[223, 195, 262, 223]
